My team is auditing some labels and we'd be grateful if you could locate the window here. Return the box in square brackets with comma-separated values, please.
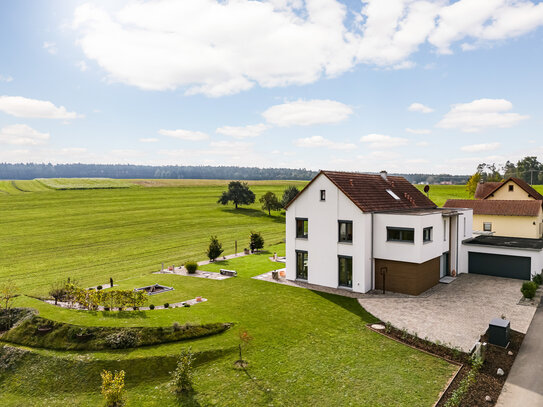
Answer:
[387, 227, 414, 243]
[386, 189, 400, 200]
[423, 227, 432, 242]
[483, 222, 492, 232]
[509, 185, 514, 192]
[320, 190, 326, 201]
[296, 250, 308, 280]
[338, 220, 353, 243]
[338, 256, 352, 288]
[296, 218, 308, 238]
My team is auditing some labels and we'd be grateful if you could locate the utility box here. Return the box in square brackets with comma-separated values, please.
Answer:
[488, 318, 510, 347]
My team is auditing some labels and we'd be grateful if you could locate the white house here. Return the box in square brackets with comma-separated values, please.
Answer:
[285, 170, 473, 295]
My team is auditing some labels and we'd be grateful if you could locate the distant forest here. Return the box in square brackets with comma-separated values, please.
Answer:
[0, 163, 471, 183]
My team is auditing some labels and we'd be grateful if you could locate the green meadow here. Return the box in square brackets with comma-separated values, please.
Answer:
[0, 180, 497, 406]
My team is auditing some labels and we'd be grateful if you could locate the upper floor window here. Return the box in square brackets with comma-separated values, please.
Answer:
[483, 222, 492, 232]
[509, 185, 514, 192]
[338, 221, 353, 243]
[296, 218, 308, 238]
[423, 227, 432, 242]
[320, 190, 326, 201]
[387, 227, 414, 243]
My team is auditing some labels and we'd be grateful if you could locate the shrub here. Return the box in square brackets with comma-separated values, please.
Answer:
[250, 231, 264, 252]
[164, 303, 170, 308]
[521, 281, 538, 299]
[101, 370, 126, 407]
[173, 322, 181, 332]
[97, 285, 103, 290]
[183, 303, 190, 308]
[103, 307, 110, 311]
[149, 304, 155, 310]
[170, 348, 194, 395]
[105, 330, 139, 349]
[533, 274, 543, 286]
[185, 261, 198, 274]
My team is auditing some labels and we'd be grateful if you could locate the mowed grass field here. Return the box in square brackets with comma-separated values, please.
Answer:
[0, 180, 306, 295]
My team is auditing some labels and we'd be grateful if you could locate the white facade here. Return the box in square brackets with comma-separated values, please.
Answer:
[286, 173, 473, 293]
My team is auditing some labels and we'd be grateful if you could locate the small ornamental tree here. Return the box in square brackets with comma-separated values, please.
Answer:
[465, 172, 481, 198]
[281, 185, 300, 208]
[0, 281, 19, 311]
[250, 232, 264, 252]
[235, 330, 253, 368]
[101, 370, 126, 407]
[259, 191, 282, 215]
[206, 235, 224, 262]
[49, 281, 66, 305]
[217, 181, 255, 209]
[171, 348, 194, 395]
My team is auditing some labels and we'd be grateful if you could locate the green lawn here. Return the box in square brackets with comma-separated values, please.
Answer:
[0, 180, 464, 406]
[3, 248, 457, 406]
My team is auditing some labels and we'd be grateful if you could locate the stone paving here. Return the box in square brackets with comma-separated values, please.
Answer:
[358, 274, 536, 352]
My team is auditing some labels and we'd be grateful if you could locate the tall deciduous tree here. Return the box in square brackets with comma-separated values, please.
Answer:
[281, 185, 300, 208]
[516, 156, 543, 184]
[217, 181, 255, 209]
[207, 235, 224, 262]
[465, 172, 481, 197]
[259, 191, 281, 215]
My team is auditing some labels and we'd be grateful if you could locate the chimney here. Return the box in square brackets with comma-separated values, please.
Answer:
[380, 170, 388, 181]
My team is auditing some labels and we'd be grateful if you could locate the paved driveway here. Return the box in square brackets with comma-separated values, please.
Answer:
[358, 274, 536, 351]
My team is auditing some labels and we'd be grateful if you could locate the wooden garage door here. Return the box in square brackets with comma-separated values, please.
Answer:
[468, 252, 531, 280]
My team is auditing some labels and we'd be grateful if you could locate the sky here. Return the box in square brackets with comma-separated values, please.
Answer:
[0, 0, 543, 175]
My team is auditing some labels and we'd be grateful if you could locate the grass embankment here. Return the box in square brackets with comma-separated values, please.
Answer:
[2, 315, 230, 351]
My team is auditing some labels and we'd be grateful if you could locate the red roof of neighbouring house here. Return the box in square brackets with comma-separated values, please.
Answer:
[474, 182, 501, 199]
[443, 199, 542, 217]
[481, 177, 543, 200]
[285, 170, 437, 212]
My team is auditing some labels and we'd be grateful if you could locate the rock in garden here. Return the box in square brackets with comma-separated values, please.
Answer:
[371, 324, 385, 330]
[508, 351, 514, 356]
[497, 368, 505, 376]
[485, 395, 492, 403]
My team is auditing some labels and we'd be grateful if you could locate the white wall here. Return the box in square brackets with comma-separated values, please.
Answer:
[286, 174, 372, 293]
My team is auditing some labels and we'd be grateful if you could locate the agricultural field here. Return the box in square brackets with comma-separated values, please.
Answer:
[1, 179, 536, 406]
[36, 178, 134, 190]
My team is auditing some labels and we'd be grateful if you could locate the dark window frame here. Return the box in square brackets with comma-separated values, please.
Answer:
[509, 185, 514, 191]
[338, 255, 353, 288]
[483, 222, 492, 232]
[296, 218, 308, 238]
[386, 227, 415, 243]
[338, 220, 353, 243]
[320, 190, 326, 201]
[423, 226, 433, 242]
[295, 250, 308, 280]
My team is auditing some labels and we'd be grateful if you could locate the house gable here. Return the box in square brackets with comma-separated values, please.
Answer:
[482, 178, 543, 201]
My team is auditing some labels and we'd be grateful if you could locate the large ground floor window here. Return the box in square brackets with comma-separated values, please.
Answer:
[338, 255, 352, 288]
[296, 250, 308, 280]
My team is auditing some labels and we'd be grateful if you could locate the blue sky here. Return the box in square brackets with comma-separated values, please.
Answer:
[0, 0, 543, 175]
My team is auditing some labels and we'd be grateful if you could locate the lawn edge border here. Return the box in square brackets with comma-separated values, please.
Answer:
[365, 323, 463, 407]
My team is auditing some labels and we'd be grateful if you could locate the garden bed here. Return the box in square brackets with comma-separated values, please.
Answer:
[367, 323, 524, 406]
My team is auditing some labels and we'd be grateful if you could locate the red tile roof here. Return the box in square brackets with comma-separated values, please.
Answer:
[285, 170, 436, 212]
[443, 199, 542, 217]
[474, 182, 501, 200]
[481, 177, 543, 200]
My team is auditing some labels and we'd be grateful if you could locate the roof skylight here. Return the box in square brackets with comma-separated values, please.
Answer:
[386, 189, 401, 200]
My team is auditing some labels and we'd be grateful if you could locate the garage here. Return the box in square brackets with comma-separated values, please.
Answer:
[468, 252, 531, 280]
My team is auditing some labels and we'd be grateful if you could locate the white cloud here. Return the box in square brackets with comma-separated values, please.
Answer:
[360, 133, 408, 149]
[416, 141, 430, 147]
[0, 124, 50, 145]
[0, 96, 82, 119]
[60, 147, 87, 154]
[461, 142, 501, 153]
[293, 135, 356, 150]
[158, 129, 208, 141]
[0, 74, 13, 83]
[406, 128, 431, 135]
[263, 99, 352, 127]
[408, 102, 434, 113]
[437, 98, 529, 132]
[216, 124, 268, 139]
[43, 41, 58, 55]
[209, 140, 253, 149]
[71, 1, 543, 96]
[140, 137, 158, 143]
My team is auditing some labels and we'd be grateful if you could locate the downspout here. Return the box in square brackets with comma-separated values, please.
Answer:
[456, 215, 460, 274]
[371, 212, 374, 291]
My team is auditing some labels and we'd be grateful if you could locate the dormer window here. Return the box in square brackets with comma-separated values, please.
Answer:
[320, 190, 326, 201]
[386, 189, 400, 200]
[509, 185, 514, 192]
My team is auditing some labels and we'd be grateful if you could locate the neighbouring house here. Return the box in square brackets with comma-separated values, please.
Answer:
[445, 178, 543, 238]
[285, 170, 473, 295]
